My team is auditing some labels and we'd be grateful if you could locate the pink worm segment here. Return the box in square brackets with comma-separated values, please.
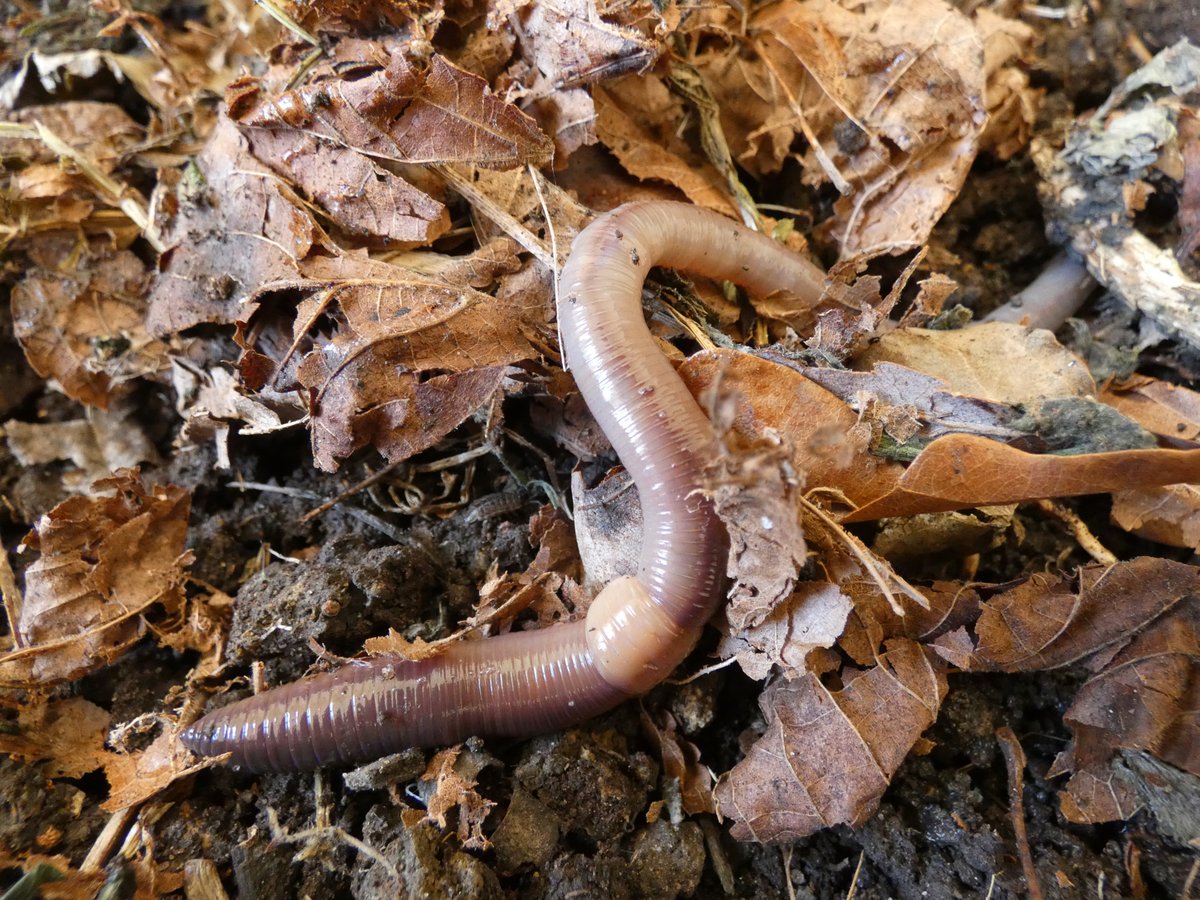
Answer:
[180, 201, 825, 771]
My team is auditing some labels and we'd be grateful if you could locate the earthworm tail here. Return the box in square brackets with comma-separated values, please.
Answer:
[181, 621, 617, 771]
[180, 201, 825, 771]
[984, 251, 1095, 330]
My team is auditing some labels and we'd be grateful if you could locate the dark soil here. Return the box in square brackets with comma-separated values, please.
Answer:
[2, 2, 1199, 899]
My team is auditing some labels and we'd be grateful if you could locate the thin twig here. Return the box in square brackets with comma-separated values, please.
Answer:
[845, 851, 864, 899]
[253, 0, 319, 44]
[32, 121, 163, 251]
[434, 164, 552, 266]
[800, 493, 929, 614]
[666, 655, 738, 685]
[1033, 499, 1118, 566]
[81, 805, 139, 873]
[266, 806, 402, 885]
[0, 547, 23, 650]
[232, 481, 407, 542]
[997, 726, 1045, 900]
[1180, 856, 1199, 900]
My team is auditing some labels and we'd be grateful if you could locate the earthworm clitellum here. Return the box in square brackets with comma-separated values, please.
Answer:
[180, 201, 826, 772]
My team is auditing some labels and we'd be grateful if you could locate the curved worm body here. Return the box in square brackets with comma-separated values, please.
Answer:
[180, 201, 825, 771]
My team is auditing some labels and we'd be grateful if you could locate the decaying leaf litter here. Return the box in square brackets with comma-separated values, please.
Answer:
[1, 0, 1198, 897]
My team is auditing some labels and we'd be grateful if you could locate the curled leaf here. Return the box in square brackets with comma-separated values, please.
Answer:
[970, 558, 1197, 673]
[12, 250, 165, 408]
[233, 50, 553, 169]
[715, 639, 947, 842]
[0, 470, 192, 686]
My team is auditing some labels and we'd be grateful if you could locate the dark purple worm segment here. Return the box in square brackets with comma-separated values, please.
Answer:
[180, 201, 825, 772]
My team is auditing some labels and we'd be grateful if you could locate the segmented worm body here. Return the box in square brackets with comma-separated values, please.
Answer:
[180, 201, 825, 771]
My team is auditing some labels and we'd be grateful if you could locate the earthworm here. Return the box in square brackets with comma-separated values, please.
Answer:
[180, 201, 826, 771]
[984, 251, 1096, 330]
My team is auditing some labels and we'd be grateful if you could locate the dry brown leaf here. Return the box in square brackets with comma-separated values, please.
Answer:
[594, 78, 738, 216]
[929, 627, 976, 670]
[1061, 599, 1199, 773]
[1101, 374, 1200, 440]
[974, 9, 1040, 160]
[1054, 759, 1142, 825]
[797, 250, 932, 359]
[417, 745, 498, 850]
[279, 0, 415, 32]
[0, 470, 192, 685]
[225, 232, 531, 471]
[717, 582, 853, 681]
[1029, 569, 1200, 824]
[900, 273, 959, 329]
[853, 322, 1096, 405]
[687, 32, 797, 180]
[6, 160, 88, 207]
[714, 639, 947, 842]
[471, 568, 565, 635]
[1111, 486, 1200, 552]
[705, 418, 809, 632]
[0, 101, 142, 202]
[745, 0, 988, 254]
[435, 164, 591, 263]
[526, 506, 582, 587]
[240, 124, 450, 246]
[842, 580, 981, 668]
[155, 585, 233, 681]
[12, 249, 167, 408]
[1100, 375, 1200, 549]
[679, 351, 904, 511]
[0, 698, 116, 779]
[146, 115, 327, 336]
[231, 48, 552, 170]
[223, 46, 493, 247]
[502, 0, 657, 90]
[286, 252, 536, 470]
[970, 559, 1197, 673]
[0, 195, 104, 259]
[4, 399, 158, 493]
[1, 101, 140, 165]
[842, 435, 1200, 522]
[361, 631, 442, 661]
[0, 98, 149, 259]
[530, 87, 598, 164]
[641, 710, 714, 816]
[681, 349, 1200, 521]
[502, 0, 658, 162]
[102, 727, 218, 812]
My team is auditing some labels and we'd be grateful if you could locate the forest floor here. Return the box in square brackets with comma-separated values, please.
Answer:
[2, 0, 1199, 898]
